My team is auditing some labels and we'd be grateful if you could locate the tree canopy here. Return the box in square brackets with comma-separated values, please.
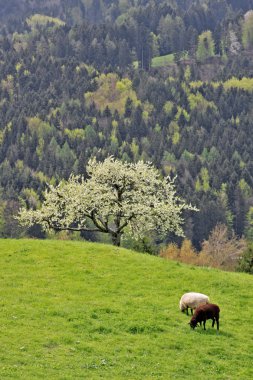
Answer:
[196, 30, 215, 61]
[18, 157, 196, 246]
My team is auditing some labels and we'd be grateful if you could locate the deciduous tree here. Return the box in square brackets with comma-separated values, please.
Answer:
[201, 224, 246, 270]
[196, 30, 215, 61]
[18, 157, 196, 246]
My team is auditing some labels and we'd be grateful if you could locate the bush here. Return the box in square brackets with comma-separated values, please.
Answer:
[237, 245, 253, 274]
[160, 224, 247, 272]
[160, 239, 207, 265]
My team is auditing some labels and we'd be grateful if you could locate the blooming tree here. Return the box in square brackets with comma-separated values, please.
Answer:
[18, 157, 196, 246]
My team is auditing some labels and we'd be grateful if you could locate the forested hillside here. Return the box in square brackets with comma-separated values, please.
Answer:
[1, 0, 253, 250]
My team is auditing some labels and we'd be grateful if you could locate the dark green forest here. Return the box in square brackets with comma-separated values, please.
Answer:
[1, 0, 253, 250]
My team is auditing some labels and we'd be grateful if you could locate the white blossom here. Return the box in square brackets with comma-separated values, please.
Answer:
[229, 30, 241, 55]
[18, 157, 197, 245]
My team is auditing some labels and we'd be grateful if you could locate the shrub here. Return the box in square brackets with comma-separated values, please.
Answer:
[160, 225, 247, 272]
[160, 239, 205, 265]
[237, 245, 253, 274]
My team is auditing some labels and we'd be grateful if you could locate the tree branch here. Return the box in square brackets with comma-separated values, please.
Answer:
[118, 213, 135, 232]
[43, 216, 107, 233]
[90, 209, 109, 233]
[54, 226, 107, 233]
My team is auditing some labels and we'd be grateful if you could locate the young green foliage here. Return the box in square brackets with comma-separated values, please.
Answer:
[196, 30, 215, 61]
[26, 14, 65, 29]
[242, 11, 253, 49]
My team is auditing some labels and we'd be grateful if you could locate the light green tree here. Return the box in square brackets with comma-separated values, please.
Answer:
[195, 167, 210, 192]
[242, 11, 253, 49]
[17, 157, 196, 246]
[245, 207, 253, 240]
[196, 30, 215, 61]
[169, 121, 180, 145]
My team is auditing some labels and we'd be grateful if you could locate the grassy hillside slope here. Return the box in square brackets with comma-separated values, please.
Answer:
[0, 239, 252, 379]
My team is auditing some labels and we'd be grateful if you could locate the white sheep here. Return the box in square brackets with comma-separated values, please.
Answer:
[179, 292, 210, 315]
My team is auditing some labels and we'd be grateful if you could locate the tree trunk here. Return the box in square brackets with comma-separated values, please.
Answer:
[111, 232, 121, 246]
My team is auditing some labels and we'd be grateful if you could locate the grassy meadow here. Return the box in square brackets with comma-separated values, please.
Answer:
[0, 239, 252, 379]
[151, 53, 175, 67]
[134, 53, 175, 69]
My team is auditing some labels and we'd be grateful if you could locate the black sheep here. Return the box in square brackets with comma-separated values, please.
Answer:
[189, 303, 220, 330]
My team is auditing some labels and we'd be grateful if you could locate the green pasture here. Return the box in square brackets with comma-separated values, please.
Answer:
[151, 53, 175, 67]
[0, 239, 252, 379]
[134, 53, 175, 69]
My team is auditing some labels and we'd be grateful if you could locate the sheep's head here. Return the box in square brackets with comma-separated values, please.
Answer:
[189, 318, 197, 329]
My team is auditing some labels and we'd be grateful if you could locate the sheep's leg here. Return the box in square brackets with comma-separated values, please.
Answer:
[186, 307, 189, 315]
[203, 320, 206, 330]
[216, 318, 219, 330]
[191, 308, 193, 315]
[212, 319, 215, 328]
